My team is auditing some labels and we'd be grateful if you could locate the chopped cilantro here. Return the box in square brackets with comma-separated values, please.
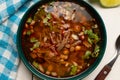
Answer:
[26, 30, 31, 35]
[70, 65, 77, 75]
[27, 17, 32, 24]
[30, 37, 38, 43]
[30, 42, 40, 51]
[84, 29, 99, 43]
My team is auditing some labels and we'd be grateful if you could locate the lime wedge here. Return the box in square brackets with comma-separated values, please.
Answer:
[100, 0, 120, 7]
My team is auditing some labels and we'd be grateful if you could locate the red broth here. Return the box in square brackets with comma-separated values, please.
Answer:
[22, 1, 101, 78]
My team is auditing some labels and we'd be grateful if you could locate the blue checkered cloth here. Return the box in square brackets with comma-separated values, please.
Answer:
[0, 0, 39, 80]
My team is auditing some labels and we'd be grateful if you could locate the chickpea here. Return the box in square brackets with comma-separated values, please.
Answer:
[70, 46, 75, 52]
[87, 63, 90, 66]
[25, 23, 28, 28]
[63, 49, 69, 55]
[60, 59, 64, 62]
[46, 71, 50, 75]
[48, 65, 53, 71]
[39, 65, 44, 73]
[75, 45, 81, 51]
[77, 69, 80, 73]
[51, 72, 57, 76]
[60, 54, 68, 60]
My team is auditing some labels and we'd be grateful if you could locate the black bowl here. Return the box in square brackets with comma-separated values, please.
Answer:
[17, 0, 107, 80]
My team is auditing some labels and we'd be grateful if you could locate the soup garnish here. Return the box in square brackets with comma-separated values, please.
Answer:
[22, 1, 101, 78]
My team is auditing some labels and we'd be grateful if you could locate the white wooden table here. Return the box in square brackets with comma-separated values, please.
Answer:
[17, 1, 120, 80]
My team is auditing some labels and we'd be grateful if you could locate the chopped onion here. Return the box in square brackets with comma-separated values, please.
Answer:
[71, 34, 79, 40]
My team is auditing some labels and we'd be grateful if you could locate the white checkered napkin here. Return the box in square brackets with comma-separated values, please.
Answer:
[0, 0, 39, 80]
